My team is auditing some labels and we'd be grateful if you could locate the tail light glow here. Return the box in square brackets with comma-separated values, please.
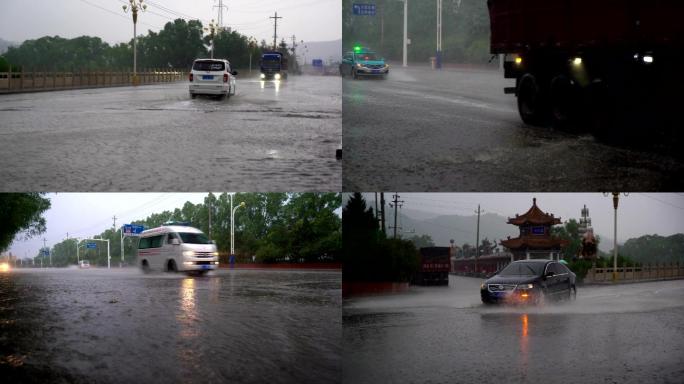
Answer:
[189, 73, 193, 82]
[223, 74, 228, 83]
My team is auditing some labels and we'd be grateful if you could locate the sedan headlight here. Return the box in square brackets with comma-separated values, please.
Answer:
[182, 250, 195, 257]
[517, 283, 534, 290]
[355, 63, 363, 68]
[480, 282, 487, 290]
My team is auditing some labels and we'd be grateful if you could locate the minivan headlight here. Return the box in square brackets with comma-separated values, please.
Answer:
[182, 250, 195, 257]
[212, 252, 219, 257]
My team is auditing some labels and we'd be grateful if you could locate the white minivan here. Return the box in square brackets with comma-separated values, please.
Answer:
[137, 223, 219, 275]
[189, 58, 237, 99]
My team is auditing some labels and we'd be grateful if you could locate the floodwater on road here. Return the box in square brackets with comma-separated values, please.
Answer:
[344, 276, 684, 384]
[0, 268, 341, 383]
[343, 65, 684, 191]
[0, 75, 341, 191]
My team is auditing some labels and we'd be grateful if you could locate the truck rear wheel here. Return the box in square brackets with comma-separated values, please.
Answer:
[549, 75, 579, 130]
[517, 73, 548, 126]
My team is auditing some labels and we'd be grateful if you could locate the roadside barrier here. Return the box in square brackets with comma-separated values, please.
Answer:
[0, 69, 184, 93]
[585, 263, 684, 283]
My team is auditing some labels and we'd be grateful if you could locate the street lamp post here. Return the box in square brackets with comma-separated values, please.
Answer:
[123, 0, 147, 86]
[230, 194, 246, 268]
[605, 192, 628, 282]
[204, 20, 218, 59]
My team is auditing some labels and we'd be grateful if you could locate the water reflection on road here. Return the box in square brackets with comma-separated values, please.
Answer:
[344, 276, 684, 384]
[0, 268, 340, 383]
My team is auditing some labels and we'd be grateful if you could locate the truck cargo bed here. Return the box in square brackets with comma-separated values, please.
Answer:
[488, 0, 684, 53]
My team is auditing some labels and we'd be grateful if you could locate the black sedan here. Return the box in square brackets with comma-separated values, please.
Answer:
[480, 259, 576, 304]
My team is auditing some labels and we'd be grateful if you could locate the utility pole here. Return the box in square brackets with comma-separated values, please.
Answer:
[374, 192, 379, 224]
[475, 204, 483, 274]
[402, 0, 408, 67]
[380, 0, 384, 50]
[208, 200, 212, 240]
[389, 193, 404, 239]
[112, 216, 117, 230]
[436, 0, 442, 69]
[214, 0, 228, 29]
[270, 12, 283, 50]
[380, 193, 386, 235]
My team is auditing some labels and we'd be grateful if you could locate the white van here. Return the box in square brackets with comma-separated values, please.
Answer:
[137, 223, 219, 275]
[188, 58, 237, 99]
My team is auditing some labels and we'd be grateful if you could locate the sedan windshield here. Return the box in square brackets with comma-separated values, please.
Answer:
[358, 53, 380, 61]
[498, 262, 544, 276]
[178, 232, 211, 244]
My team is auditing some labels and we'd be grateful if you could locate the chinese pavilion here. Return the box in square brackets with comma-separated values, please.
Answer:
[500, 198, 568, 260]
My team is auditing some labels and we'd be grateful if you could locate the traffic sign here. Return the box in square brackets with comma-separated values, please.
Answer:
[123, 224, 144, 236]
[86, 243, 97, 249]
[312, 59, 324, 67]
[353, 3, 376, 16]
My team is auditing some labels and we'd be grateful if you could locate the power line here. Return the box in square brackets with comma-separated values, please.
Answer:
[78, 0, 162, 30]
[637, 193, 684, 210]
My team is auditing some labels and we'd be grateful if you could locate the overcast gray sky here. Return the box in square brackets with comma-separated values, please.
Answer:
[6, 193, 209, 259]
[0, 0, 340, 45]
[358, 193, 684, 242]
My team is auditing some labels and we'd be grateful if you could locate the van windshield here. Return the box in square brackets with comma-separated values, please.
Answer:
[193, 61, 225, 71]
[178, 232, 211, 244]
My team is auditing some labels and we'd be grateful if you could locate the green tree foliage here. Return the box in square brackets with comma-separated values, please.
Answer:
[618, 234, 684, 265]
[0, 193, 51, 252]
[343, 193, 420, 282]
[342, 0, 491, 64]
[552, 219, 582, 258]
[46, 193, 340, 267]
[407, 234, 435, 248]
[3, 19, 266, 71]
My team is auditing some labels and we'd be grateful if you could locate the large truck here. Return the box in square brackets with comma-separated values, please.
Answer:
[413, 247, 450, 286]
[259, 51, 288, 80]
[488, 0, 684, 134]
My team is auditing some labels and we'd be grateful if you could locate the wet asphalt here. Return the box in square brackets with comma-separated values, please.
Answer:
[343, 275, 684, 384]
[0, 75, 341, 191]
[0, 268, 341, 384]
[342, 65, 684, 191]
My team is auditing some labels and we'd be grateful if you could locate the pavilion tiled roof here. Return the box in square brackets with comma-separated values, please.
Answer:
[501, 235, 569, 250]
[507, 198, 562, 226]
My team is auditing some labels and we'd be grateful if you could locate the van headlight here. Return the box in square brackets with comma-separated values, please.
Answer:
[274, 73, 281, 80]
[212, 252, 219, 257]
[260, 73, 265, 79]
[182, 251, 195, 257]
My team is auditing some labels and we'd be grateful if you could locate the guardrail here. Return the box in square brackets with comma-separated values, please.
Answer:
[586, 263, 684, 283]
[0, 69, 184, 93]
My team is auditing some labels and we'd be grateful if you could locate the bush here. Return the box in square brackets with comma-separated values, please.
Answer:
[567, 259, 593, 283]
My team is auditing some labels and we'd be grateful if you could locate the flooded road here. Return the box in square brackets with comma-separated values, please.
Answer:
[343, 65, 684, 191]
[0, 268, 341, 383]
[0, 75, 341, 191]
[344, 276, 684, 384]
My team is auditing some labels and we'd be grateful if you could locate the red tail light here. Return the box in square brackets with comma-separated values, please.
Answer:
[223, 74, 228, 83]
[189, 73, 193, 82]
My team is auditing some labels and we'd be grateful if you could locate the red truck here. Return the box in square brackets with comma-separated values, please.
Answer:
[413, 247, 450, 286]
[488, 0, 684, 135]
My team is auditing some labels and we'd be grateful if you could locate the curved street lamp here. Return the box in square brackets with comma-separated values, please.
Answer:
[230, 195, 246, 267]
[604, 192, 629, 282]
[204, 20, 219, 59]
[122, 0, 147, 86]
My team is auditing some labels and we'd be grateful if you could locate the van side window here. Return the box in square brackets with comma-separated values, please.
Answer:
[140, 235, 164, 249]
[167, 233, 179, 244]
[149, 235, 164, 248]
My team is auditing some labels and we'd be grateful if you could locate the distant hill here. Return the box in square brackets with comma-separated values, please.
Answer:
[0, 38, 17, 54]
[395, 211, 518, 248]
[298, 39, 341, 65]
[619, 234, 684, 264]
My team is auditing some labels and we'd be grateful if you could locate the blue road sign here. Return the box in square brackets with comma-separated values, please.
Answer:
[42, 249, 50, 256]
[312, 59, 324, 67]
[353, 3, 376, 16]
[86, 242, 97, 249]
[123, 224, 144, 236]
